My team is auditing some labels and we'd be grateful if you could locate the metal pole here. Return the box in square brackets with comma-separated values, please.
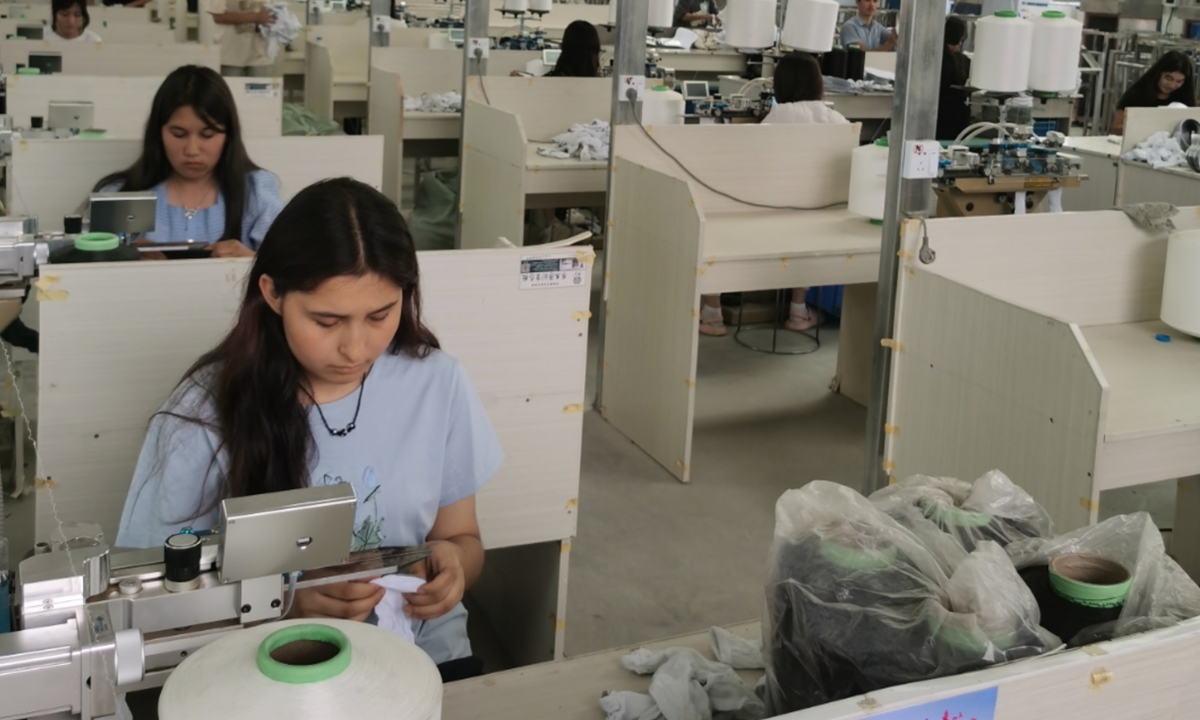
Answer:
[862, 0, 945, 493]
[370, 0, 392, 46]
[593, 0, 648, 408]
[456, 0, 492, 248]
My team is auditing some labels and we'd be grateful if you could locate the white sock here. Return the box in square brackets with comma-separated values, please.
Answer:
[791, 302, 809, 317]
[701, 305, 723, 320]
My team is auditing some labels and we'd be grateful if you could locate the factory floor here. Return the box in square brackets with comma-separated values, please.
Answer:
[0, 251, 1180, 681]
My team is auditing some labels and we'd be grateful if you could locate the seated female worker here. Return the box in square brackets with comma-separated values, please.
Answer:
[115, 177, 504, 675]
[94, 65, 283, 259]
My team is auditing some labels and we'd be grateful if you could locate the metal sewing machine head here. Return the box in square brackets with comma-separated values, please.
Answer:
[1, 484, 432, 720]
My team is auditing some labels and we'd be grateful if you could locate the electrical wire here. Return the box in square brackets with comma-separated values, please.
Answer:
[273, 571, 302, 621]
[629, 94, 847, 212]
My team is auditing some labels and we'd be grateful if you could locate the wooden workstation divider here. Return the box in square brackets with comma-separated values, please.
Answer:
[600, 122, 882, 483]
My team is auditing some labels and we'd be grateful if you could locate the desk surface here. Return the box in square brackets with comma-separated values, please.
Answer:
[1083, 320, 1200, 441]
[1065, 135, 1122, 158]
[526, 143, 608, 172]
[704, 209, 883, 263]
[442, 621, 762, 720]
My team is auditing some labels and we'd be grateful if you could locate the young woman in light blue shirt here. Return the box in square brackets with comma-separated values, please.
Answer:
[95, 65, 283, 258]
[116, 178, 504, 670]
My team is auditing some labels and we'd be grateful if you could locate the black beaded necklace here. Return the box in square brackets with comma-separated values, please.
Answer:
[301, 373, 367, 437]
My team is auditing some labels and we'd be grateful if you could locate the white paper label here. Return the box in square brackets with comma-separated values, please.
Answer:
[243, 81, 280, 98]
[902, 140, 940, 179]
[520, 253, 587, 290]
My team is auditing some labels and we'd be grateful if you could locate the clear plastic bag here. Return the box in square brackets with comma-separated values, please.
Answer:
[764, 481, 1052, 716]
[1007, 511, 1200, 645]
[870, 470, 1054, 552]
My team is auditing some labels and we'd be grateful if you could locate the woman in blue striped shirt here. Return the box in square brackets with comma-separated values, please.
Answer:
[95, 65, 283, 258]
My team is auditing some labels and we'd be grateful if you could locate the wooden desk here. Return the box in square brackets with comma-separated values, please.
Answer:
[0, 40, 218, 75]
[656, 49, 748, 76]
[828, 92, 893, 121]
[443, 622, 762, 720]
[444, 617, 1200, 720]
[460, 76, 612, 248]
[35, 243, 593, 665]
[885, 208, 1200, 531]
[5, 74, 282, 138]
[6, 135, 384, 233]
[1119, 162, 1200, 206]
[600, 123, 879, 483]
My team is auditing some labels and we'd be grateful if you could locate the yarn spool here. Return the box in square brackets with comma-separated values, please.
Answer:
[780, 0, 838, 53]
[724, 0, 776, 50]
[970, 11, 1033, 93]
[1028, 10, 1083, 93]
[159, 621, 443, 720]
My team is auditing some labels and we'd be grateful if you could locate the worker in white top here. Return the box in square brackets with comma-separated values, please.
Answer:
[840, 0, 896, 52]
[205, 0, 278, 77]
[699, 53, 849, 337]
[47, 0, 102, 42]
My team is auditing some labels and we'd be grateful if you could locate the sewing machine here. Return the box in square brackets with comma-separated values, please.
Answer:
[0, 484, 431, 719]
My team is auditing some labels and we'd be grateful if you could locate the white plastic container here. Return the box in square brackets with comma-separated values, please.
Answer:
[970, 11, 1034, 93]
[1028, 10, 1083, 93]
[780, 0, 838, 53]
[1161, 229, 1200, 337]
[529, 0, 552, 12]
[848, 139, 889, 222]
[504, 0, 529, 12]
[642, 86, 686, 126]
[724, 0, 776, 50]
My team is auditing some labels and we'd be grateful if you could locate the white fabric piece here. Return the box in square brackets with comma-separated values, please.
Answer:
[1014, 190, 1027, 215]
[1121, 131, 1186, 169]
[761, 100, 849, 125]
[258, 2, 300, 60]
[708, 627, 763, 670]
[371, 574, 426, 643]
[536, 120, 611, 161]
[612, 645, 764, 720]
[1047, 187, 1063, 213]
[404, 91, 463, 113]
[601, 691, 665, 720]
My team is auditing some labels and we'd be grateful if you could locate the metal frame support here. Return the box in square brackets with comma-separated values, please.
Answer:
[456, 0, 492, 248]
[594, 0, 649, 408]
[863, 0, 946, 493]
[370, 0, 392, 47]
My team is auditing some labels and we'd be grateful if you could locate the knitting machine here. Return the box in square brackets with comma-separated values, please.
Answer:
[0, 485, 431, 719]
[497, 4, 549, 50]
[934, 125, 1084, 217]
[685, 77, 774, 122]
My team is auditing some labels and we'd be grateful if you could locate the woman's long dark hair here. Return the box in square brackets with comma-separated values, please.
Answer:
[95, 65, 261, 241]
[172, 178, 439, 508]
[774, 52, 824, 104]
[1120, 51, 1197, 109]
[552, 21, 601, 77]
[51, 0, 89, 33]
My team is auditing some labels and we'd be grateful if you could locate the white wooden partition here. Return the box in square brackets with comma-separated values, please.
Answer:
[5, 74, 282, 138]
[0, 4, 153, 24]
[34, 244, 592, 663]
[0, 40, 218, 75]
[444, 617, 1200, 720]
[6, 135, 384, 232]
[600, 123, 881, 483]
[368, 47, 539, 202]
[886, 208, 1200, 532]
[0, 19, 175, 43]
[303, 22, 423, 121]
[460, 76, 611, 248]
[1062, 135, 1121, 212]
